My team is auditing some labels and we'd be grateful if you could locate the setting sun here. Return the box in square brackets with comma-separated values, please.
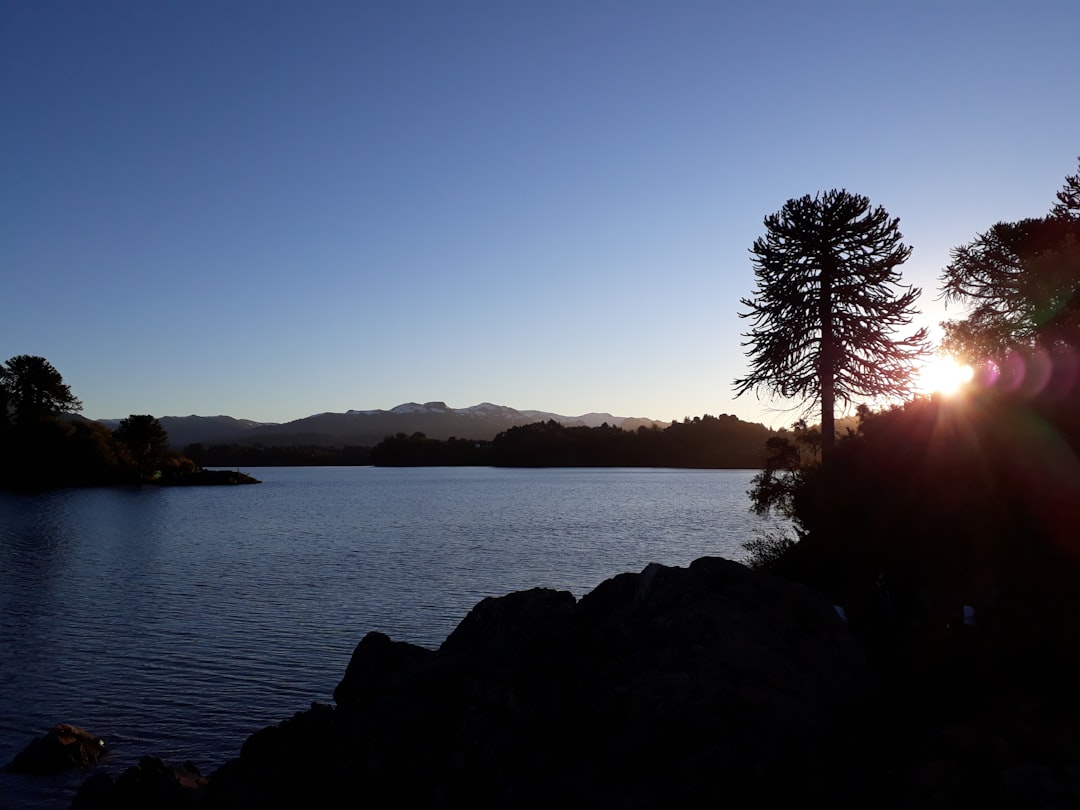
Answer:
[917, 355, 975, 396]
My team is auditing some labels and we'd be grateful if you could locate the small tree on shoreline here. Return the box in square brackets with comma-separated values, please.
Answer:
[114, 415, 171, 480]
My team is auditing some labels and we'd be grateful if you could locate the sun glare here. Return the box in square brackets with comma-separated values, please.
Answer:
[917, 355, 975, 396]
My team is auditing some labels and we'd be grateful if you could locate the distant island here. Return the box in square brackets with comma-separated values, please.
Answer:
[0, 356, 259, 489]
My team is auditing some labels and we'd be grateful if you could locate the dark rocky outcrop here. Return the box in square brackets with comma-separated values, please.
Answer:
[70, 553, 1080, 807]
[6, 724, 105, 774]
[205, 557, 875, 809]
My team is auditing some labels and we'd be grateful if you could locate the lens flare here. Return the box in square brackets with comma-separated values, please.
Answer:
[984, 344, 1080, 400]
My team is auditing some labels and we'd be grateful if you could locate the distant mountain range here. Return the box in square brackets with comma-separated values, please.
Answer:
[99, 402, 670, 449]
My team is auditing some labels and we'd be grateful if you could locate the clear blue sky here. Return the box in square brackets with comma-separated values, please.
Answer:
[3, 0, 1077, 428]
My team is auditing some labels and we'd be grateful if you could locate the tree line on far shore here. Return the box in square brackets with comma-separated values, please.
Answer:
[0, 352, 780, 481]
[371, 412, 777, 468]
[184, 413, 778, 469]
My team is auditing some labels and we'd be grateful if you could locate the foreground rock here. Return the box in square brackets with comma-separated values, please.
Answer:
[72, 756, 208, 809]
[6, 724, 105, 774]
[207, 557, 874, 808]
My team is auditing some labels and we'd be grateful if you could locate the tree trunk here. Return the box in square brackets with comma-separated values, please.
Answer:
[819, 258, 836, 463]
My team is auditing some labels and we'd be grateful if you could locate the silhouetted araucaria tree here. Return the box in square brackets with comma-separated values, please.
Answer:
[0, 354, 83, 426]
[734, 190, 929, 461]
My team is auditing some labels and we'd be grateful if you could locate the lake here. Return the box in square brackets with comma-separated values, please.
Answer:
[0, 466, 786, 808]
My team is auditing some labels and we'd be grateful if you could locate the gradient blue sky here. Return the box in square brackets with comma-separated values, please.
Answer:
[3, 1, 1077, 428]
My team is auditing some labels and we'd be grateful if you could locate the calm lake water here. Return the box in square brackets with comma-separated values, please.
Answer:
[0, 466, 785, 808]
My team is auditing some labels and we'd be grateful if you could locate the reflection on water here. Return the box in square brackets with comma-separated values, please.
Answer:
[0, 467, 784, 808]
